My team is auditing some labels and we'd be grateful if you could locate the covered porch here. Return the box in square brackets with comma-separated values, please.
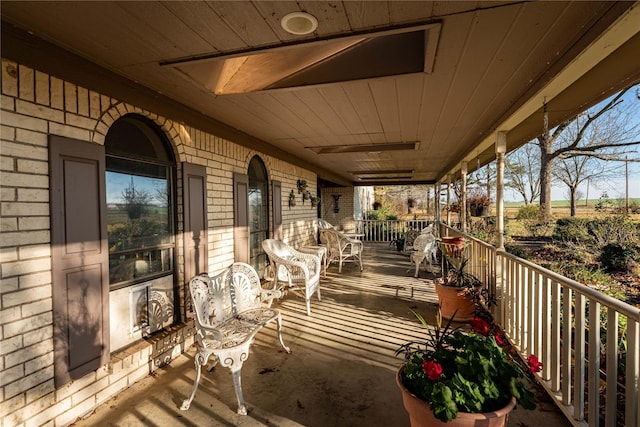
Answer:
[71, 242, 569, 427]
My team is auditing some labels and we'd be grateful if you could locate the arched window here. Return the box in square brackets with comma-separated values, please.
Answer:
[248, 156, 269, 275]
[104, 115, 175, 289]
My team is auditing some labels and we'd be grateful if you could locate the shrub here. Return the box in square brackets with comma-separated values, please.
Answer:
[504, 243, 529, 260]
[515, 204, 541, 220]
[587, 214, 639, 249]
[553, 218, 592, 244]
[367, 210, 385, 220]
[599, 244, 639, 274]
[555, 262, 618, 294]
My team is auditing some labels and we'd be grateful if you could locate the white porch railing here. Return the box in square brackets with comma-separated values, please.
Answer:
[436, 223, 640, 427]
[354, 219, 434, 242]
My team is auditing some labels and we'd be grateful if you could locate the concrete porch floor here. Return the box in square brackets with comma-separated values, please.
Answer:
[71, 243, 570, 427]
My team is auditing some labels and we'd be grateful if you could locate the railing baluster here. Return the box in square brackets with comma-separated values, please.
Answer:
[626, 318, 639, 426]
[573, 293, 585, 421]
[551, 279, 561, 391]
[542, 275, 551, 382]
[562, 287, 572, 406]
[527, 267, 534, 355]
[605, 308, 618, 427]
[588, 300, 601, 427]
[534, 271, 543, 361]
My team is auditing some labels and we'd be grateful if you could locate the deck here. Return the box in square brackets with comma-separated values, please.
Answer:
[70, 243, 570, 427]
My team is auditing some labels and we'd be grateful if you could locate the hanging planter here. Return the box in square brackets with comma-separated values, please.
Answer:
[310, 196, 320, 208]
[373, 201, 382, 210]
[297, 179, 307, 193]
[288, 190, 296, 208]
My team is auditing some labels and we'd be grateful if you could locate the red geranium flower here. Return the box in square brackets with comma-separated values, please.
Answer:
[527, 354, 543, 373]
[494, 334, 505, 346]
[423, 359, 443, 381]
[469, 317, 489, 335]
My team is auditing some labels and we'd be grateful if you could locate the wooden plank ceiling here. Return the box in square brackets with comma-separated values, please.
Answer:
[2, 1, 640, 186]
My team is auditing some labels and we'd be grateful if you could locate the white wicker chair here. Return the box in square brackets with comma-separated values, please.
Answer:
[409, 232, 438, 277]
[261, 239, 321, 316]
[319, 228, 364, 273]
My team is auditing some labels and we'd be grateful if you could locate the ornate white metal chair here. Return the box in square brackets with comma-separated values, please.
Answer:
[181, 262, 291, 415]
[409, 232, 438, 277]
[319, 228, 364, 273]
[261, 239, 321, 316]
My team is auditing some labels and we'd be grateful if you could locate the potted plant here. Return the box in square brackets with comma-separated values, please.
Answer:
[434, 257, 482, 321]
[288, 190, 296, 208]
[395, 311, 540, 426]
[310, 195, 320, 207]
[467, 192, 490, 217]
[373, 201, 382, 210]
[297, 179, 307, 193]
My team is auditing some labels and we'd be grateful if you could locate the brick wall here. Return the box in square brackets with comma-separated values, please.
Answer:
[0, 59, 318, 427]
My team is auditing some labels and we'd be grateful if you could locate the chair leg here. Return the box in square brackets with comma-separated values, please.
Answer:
[181, 350, 212, 410]
[306, 298, 311, 316]
[275, 314, 291, 353]
[230, 366, 248, 415]
[217, 346, 251, 415]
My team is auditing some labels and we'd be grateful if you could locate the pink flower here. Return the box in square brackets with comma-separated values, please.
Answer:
[494, 334, 505, 346]
[423, 359, 443, 381]
[470, 317, 489, 335]
[527, 354, 543, 373]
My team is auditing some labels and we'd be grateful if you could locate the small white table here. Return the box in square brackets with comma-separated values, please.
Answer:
[298, 245, 328, 277]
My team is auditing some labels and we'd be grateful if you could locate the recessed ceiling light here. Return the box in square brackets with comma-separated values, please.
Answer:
[281, 12, 318, 35]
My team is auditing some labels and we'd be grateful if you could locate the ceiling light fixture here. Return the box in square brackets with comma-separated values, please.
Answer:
[281, 12, 318, 35]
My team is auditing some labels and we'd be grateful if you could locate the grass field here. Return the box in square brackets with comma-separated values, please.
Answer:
[504, 198, 640, 208]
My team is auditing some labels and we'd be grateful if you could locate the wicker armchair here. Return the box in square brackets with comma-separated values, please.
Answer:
[261, 239, 321, 316]
[319, 228, 364, 273]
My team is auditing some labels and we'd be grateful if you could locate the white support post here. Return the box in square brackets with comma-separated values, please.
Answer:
[446, 175, 451, 228]
[496, 132, 506, 250]
[461, 161, 467, 233]
[495, 132, 507, 323]
[435, 183, 441, 224]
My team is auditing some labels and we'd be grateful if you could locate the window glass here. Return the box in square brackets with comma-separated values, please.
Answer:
[248, 156, 269, 275]
[105, 115, 175, 288]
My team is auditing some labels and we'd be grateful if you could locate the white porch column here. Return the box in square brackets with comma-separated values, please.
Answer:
[495, 132, 507, 325]
[496, 133, 506, 250]
[435, 183, 440, 224]
[461, 161, 467, 233]
[446, 175, 451, 227]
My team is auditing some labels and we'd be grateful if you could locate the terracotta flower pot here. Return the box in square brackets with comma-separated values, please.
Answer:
[434, 282, 476, 321]
[396, 367, 516, 427]
[441, 236, 465, 257]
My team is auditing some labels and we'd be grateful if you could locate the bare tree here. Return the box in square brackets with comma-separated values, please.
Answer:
[554, 155, 610, 216]
[505, 142, 540, 204]
[538, 85, 640, 218]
